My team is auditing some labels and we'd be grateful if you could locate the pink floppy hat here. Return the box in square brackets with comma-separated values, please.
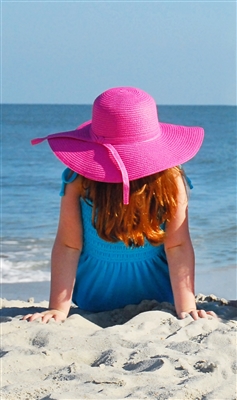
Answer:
[31, 87, 204, 204]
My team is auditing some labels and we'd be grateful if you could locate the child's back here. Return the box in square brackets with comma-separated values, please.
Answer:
[24, 87, 217, 322]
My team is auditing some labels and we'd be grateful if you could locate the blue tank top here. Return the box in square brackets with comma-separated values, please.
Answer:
[60, 168, 192, 312]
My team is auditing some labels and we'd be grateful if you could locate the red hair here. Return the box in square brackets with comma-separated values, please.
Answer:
[77, 166, 185, 247]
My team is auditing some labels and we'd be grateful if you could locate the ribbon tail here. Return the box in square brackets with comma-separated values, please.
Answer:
[31, 130, 83, 146]
[31, 137, 48, 145]
[104, 144, 130, 205]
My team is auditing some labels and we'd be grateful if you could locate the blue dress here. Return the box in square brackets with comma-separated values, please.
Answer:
[60, 168, 192, 312]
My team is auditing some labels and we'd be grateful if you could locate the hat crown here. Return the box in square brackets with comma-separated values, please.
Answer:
[91, 87, 161, 144]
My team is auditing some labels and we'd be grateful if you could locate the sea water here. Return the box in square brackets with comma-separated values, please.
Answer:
[1, 105, 236, 298]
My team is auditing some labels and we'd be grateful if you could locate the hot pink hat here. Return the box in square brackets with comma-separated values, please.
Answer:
[31, 87, 204, 204]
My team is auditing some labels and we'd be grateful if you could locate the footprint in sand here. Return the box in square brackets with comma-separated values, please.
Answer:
[123, 357, 164, 372]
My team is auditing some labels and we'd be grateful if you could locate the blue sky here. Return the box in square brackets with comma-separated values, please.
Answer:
[1, 1, 236, 105]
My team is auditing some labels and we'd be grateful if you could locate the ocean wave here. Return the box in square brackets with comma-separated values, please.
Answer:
[1, 259, 50, 283]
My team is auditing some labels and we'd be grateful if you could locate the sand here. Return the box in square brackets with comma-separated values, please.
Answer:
[1, 294, 237, 400]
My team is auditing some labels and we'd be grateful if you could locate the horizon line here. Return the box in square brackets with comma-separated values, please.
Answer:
[1, 102, 236, 107]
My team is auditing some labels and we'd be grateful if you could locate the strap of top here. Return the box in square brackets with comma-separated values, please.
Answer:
[185, 174, 193, 190]
[179, 165, 193, 189]
[59, 168, 78, 196]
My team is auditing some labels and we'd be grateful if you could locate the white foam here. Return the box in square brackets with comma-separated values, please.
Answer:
[1, 258, 50, 283]
[1, 240, 19, 245]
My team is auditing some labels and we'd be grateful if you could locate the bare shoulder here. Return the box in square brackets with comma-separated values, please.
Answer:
[175, 169, 189, 204]
[57, 175, 83, 248]
[63, 175, 82, 198]
[164, 171, 190, 249]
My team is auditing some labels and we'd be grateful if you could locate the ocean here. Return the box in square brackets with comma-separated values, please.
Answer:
[1, 104, 237, 299]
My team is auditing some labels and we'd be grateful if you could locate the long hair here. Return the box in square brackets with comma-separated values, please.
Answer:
[77, 166, 185, 247]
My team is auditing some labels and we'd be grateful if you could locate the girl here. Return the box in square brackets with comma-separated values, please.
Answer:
[24, 87, 216, 322]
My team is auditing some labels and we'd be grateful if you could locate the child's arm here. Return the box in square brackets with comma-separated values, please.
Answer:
[164, 174, 216, 320]
[23, 177, 83, 322]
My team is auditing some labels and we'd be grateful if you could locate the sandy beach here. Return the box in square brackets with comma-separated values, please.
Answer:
[1, 294, 236, 400]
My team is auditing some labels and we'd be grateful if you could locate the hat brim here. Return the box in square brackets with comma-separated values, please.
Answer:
[46, 121, 204, 182]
